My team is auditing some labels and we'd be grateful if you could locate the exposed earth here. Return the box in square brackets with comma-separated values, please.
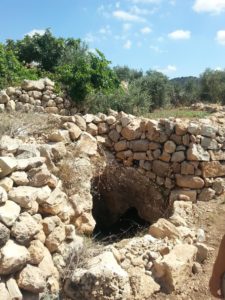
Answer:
[154, 197, 225, 300]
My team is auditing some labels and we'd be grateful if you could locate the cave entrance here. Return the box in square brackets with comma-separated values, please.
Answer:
[93, 207, 149, 243]
[91, 162, 172, 243]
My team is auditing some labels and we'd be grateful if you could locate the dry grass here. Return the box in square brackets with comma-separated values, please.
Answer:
[0, 111, 61, 139]
[144, 108, 210, 119]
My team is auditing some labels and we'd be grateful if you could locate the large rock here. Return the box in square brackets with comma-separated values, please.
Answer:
[187, 144, 210, 161]
[21, 79, 45, 91]
[27, 164, 52, 187]
[201, 161, 225, 177]
[17, 264, 46, 293]
[75, 132, 98, 156]
[45, 225, 66, 253]
[149, 218, 180, 240]
[176, 175, 204, 189]
[198, 188, 216, 201]
[0, 91, 10, 104]
[28, 240, 45, 265]
[153, 244, 197, 292]
[129, 140, 149, 152]
[0, 239, 30, 275]
[0, 200, 21, 227]
[40, 187, 68, 215]
[0, 157, 17, 178]
[0, 136, 21, 153]
[121, 120, 142, 141]
[8, 186, 39, 209]
[11, 212, 40, 244]
[64, 251, 131, 300]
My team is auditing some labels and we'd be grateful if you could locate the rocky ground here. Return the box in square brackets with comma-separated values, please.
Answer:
[153, 197, 225, 300]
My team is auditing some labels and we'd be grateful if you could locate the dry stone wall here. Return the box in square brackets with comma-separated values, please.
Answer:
[0, 78, 75, 115]
[0, 81, 221, 299]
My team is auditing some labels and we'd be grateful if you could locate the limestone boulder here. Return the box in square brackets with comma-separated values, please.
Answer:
[8, 186, 39, 209]
[0, 136, 21, 153]
[130, 140, 149, 152]
[27, 164, 52, 187]
[75, 132, 98, 156]
[121, 120, 142, 141]
[28, 240, 45, 265]
[0, 157, 17, 178]
[11, 212, 40, 244]
[40, 187, 68, 215]
[42, 215, 61, 236]
[21, 79, 45, 91]
[10, 171, 29, 185]
[198, 188, 216, 201]
[187, 144, 210, 161]
[149, 218, 181, 240]
[176, 175, 204, 189]
[45, 225, 66, 253]
[64, 251, 131, 300]
[0, 239, 30, 275]
[0, 177, 13, 192]
[153, 244, 197, 292]
[0, 200, 21, 227]
[17, 264, 46, 293]
[0, 91, 10, 104]
[201, 161, 225, 178]
[75, 115, 86, 131]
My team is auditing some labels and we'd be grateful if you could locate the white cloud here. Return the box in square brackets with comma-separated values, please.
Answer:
[216, 30, 225, 45]
[113, 10, 145, 22]
[123, 23, 132, 31]
[168, 30, 191, 40]
[193, 0, 225, 14]
[123, 39, 132, 49]
[156, 65, 177, 75]
[26, 29, 46, 37]
[99, 25, 111, 35]
[140, 26, 152, 34]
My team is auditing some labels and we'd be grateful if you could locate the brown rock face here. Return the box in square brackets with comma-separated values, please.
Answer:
[201, 161, 225, 177]
[176, 175, 205, 189]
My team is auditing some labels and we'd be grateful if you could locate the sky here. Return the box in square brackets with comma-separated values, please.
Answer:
[1, 0, 225, 78]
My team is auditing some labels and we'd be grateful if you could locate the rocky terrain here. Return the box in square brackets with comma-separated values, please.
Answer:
[0, 79, 224, 299]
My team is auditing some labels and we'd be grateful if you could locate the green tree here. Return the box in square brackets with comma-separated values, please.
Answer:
[113, 65, 143, 82]
[0, 44, 38, 89]
[200, 69, 225, 103]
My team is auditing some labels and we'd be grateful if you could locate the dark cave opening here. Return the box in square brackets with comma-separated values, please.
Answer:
[91, 163, 172, 243]
[93, 206, 150, 243]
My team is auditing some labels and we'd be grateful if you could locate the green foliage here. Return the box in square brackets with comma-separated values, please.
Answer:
[200, 68, 225, 104]
[56, 50, 119, 103]
[0, 44, 38, 89]
[113, 65, 143, 82]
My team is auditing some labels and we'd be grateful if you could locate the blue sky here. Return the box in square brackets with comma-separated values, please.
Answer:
[1, 0, 225, 78]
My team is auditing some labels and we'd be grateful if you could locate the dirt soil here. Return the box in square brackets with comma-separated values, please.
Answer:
[152, 197, 225, 300]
